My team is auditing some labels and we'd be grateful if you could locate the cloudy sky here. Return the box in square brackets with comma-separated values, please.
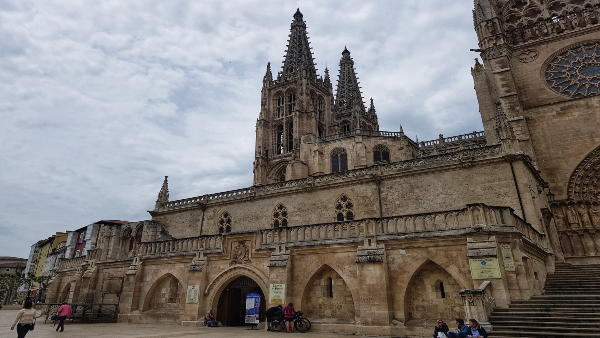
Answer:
[0, 0, 483, 258]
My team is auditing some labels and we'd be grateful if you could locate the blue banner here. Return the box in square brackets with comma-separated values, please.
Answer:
[245, 293, 260, 324]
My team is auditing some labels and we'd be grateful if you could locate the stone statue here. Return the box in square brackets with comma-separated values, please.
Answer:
[589, 204, 600, 227]
[231, 241, 250, 265]
[567, 206, 580, 228]
[554, 207, 567, 231]
[577, 204, 593, 228]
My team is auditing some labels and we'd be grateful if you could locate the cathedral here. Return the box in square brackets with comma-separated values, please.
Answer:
[46, 2, 600, 336]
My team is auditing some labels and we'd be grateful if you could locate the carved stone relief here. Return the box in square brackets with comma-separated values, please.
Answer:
[230, 241, 251, 266]
[568, 145, 600, 202]
[517, 49, 538, 63]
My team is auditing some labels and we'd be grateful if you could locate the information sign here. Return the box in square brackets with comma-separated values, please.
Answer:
[269, 284, 285, 305]
[245, 293, 260, 324]
[469, 258, 502, 279]
[186, 285, 199, 304]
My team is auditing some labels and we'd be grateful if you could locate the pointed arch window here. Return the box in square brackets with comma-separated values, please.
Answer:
[218, 212, 232, 234]
[341, 122, 351, 134]
[276, 95, 285, 118]
[287, 92, 296, 115]
[273, 204, 289, 228]
[373, 145, 390, 163]
[318, 97, 325, 121]
[335, 194, 354, 221]
[276, 125, 284, 155]
[331, 148, 348, 173]
[288, 122, 294, 152]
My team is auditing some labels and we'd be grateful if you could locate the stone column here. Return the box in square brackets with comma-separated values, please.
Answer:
[119, 256, 143, 322]
[355, 237, 391, 336]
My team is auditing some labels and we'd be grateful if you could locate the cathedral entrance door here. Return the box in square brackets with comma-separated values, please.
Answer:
[216, 276, 266, 326]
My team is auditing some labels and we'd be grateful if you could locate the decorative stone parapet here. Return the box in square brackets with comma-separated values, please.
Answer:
[56, 255, 87, 272]
[460, 281, 495, 329]
[268, 244, 289, 267]
[138, 235, 222, 259]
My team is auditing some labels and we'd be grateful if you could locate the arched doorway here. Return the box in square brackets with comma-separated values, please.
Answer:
[216, 276, 266, 326]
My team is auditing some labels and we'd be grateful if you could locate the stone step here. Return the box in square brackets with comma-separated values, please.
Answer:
[489, 326, 600, 334]
[508, 303, 600, 309]
[494, 308, 600, 313]
[490, 315, 600, 322]
[529, 295, 600, 300]
[544, 290, 600, 294]
[490, 320, 600, 327]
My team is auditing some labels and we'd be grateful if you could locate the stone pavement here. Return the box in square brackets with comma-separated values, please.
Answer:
[0, 310, 350, 338]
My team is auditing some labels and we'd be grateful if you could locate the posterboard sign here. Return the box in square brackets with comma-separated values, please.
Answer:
[186, 285, 199, 304]
[469, 258, 502, 279]
[269, 284, 285, 305]
[500, 244, 516, 272]
[245, 293, 260, 324]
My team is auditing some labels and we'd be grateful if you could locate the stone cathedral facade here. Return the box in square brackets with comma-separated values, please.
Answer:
[46, 3, 600, 336]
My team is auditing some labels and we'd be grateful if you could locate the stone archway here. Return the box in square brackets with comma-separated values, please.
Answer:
[301, 265, 355, 324]
[215, 276, 266, 326]
[404, 260, 465, 323]
[568, 145, 600, 203]
[205, 265, 269, 325]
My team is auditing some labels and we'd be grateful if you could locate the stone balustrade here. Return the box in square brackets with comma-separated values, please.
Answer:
[420, 131, 486, 148]
[138, 235, 223, 258]
[57, 255, 87, 271]
[258, 203, 545, 250]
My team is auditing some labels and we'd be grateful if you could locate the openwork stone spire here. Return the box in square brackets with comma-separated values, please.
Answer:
[263, 62, 273, 83]
[155, 176, 169, 210]
[281, 9, 317, 79]
[334, 47, 366, 114]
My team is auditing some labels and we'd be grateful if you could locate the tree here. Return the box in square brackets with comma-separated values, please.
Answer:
[0, 274, 25, 305]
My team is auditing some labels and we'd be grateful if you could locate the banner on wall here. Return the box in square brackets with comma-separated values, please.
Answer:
[245, 293, 260, 324]
[269, 284, 285, 305]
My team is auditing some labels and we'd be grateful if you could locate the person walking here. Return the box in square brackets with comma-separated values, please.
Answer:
[282, 302, 295, 333]
[433, 319, 449, 338]
[10, 300, 44, 338]
[55, 302, 72, 332]
[265, 304, 283, 331]
[467, 319, 488, 338]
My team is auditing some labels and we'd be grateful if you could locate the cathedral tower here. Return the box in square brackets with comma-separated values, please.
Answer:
[254, 9, 334, 185]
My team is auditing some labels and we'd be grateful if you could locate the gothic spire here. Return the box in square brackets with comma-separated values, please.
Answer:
[263, 62, 273, 83]
[368, 97, 376, 115]
[281, 9, 317, 79]
[324, 67, 331, 87]
[334, 47, 365, 114]
[155, 176, 169, 210]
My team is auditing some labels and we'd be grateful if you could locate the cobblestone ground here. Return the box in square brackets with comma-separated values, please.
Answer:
[0, 310, 350, 338]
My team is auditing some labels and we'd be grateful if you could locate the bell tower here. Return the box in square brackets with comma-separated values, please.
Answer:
[253, 9, 334, 185]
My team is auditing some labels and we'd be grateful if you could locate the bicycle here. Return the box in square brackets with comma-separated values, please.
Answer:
[272, 311, 311, 333]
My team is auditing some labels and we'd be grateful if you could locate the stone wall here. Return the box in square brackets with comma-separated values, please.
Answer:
[303, 266, 355, 323]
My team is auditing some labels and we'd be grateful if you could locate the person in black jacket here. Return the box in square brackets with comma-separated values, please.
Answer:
[467, 318, 488, 338]
[265, 305, 283, 331]
[433, 320, 450, 338]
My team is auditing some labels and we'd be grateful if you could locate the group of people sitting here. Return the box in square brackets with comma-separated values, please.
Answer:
[433, 318, 488, 338]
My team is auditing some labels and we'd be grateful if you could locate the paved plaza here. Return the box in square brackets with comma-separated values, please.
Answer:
[0, 310, 354, 338]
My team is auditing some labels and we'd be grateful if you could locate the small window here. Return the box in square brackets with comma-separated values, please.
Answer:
[440, 282, 446, 299]
[276, 125, 284, 155]
[328, 277, 333, 298]
[287, 92, 296, 115]
[5, 268, 10, 272]
[218, 212, 232, 234]
[273, 204, 289, 228]
[341, 122, 351, 133]
[288, 122, 294, 152]
[276, 95, 284, 118]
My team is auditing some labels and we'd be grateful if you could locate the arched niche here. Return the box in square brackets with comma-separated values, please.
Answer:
[301, 265, 355, 324]
[568, 144, 600, 203]
[404, 260, 465, 323]
[142, 273, 185, 312]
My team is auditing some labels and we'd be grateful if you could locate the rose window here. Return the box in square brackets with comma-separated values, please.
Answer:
[545, 43, 600, 98]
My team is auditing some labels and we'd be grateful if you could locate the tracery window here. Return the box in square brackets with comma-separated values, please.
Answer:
[545, 42, 600, 98]
[331, 148, 348, 173]
[373, 145, 390, 163]
[273, 204, 288, 228]
[335, 194, 354, 221]
[288, 122, 294, 152]
[218, 212, 232, 234]
[276, 95, 285, 118]
[318, 97, 324, 121]
[276, 125, 284, 155]
[287, 92, 296, 115]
